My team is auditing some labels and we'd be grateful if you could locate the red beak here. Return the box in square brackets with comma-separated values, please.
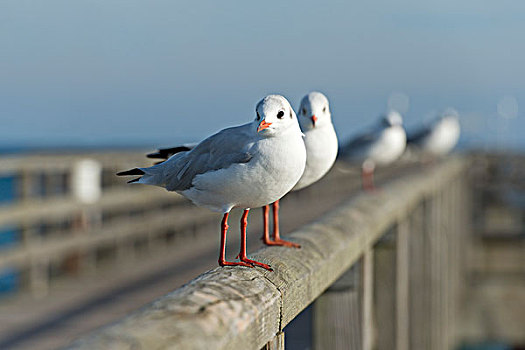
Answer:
[257, 120, 272, 132]
[311, 115, 318, 126]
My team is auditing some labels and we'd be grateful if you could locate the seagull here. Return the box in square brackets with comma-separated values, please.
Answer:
[117, 95, 307, 271]
[148, 92, 339, 250]
[341, 110, 406, 191]
[261, 92, 338, 248]
[407, 109, 460, 156]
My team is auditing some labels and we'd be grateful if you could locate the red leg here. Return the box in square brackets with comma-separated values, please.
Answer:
[272, 200, 280, 239]
[261, 205, 273, 245]
[218, 212, 252, 268]
[270, 200, 300, 248]
[261, 201, 300, 248]
[362, 168, 377, 192]
[238, 209, 273, 271]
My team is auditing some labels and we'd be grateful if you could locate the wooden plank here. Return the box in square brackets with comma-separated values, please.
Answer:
[0, 206, 219, 270]
[408, 203, 428, 350]
[447, 177, 466, 349]
[29, 256, 49, 298]
[362, 248, 374, 350]
[373, 231, 396, 350]
[0, 187, 185, 226]
[430, 190, 448, 350]
[0, 152, 150, 174]
[67, 158, 466, 350]
[396, 218, 410, 350]
[262, 332, 285, 350]
[313, 264, 361, 350]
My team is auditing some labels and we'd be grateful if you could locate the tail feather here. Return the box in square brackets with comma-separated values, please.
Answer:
[116, 168, 145, 176]
[117, 165, 166, 187]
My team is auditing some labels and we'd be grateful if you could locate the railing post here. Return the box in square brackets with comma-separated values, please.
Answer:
[442, 183, 453, 348]
[396, 217, 410, 350]
[362, 248, 374, 350]
[261, 332, 284, 350]
[71, 160, 103, 274]
[407, 173, 467, 350]
[428, 192, 439, 350]
[409, 202, 431, 349]
[446, 176, 467, 348]
[313, 263, 362, 350]
[73, 209, 98, 275]
[373, 231, 396, 350]
[373, 219, 409, 350]
[29, 258, 49, 298]
[19, 169, 33, 201]
[427, 185, 452, 350]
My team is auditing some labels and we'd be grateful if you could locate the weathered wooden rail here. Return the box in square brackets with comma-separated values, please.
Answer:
[68, 157, 469, 350]
[0, 152, 204, 296]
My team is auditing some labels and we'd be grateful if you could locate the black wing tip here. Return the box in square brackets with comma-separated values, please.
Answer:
[146, 146, 192, 159]
[128, 177, 141, 183]
[116, 168, 145, 176]
[146, 152, 163, 159]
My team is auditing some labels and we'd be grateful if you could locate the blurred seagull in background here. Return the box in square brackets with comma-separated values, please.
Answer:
[117, 95, 306, 271]
[261, 92, 338, 248]
[407, 109, 460, 156]
[341, 110, 406, 191]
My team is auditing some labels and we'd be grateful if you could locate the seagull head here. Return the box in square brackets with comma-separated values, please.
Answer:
[438, 108, 459, 123]
[298, 91, 332, 131]
[254, 95, 299, 137]
[381, 110, 403, 127]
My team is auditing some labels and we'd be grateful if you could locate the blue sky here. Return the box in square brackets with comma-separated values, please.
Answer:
[1, 0, 524, 149]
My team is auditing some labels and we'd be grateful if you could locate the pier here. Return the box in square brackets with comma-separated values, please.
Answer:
[0, 152, 524, 349]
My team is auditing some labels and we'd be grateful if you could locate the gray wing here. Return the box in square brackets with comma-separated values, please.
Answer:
[153, 123, 255, 191]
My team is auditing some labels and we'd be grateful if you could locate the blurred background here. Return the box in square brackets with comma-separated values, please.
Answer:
[0, 1, 524, 349]
[1, 0, 523, 151]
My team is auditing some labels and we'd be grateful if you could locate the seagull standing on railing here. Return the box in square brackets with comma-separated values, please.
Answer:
[261, 92, 338, 248]
[148, 92, 339, 250]
[407, 109, 460, 156]
[340, 111, 407, 191]
[117, 95, 307, 271]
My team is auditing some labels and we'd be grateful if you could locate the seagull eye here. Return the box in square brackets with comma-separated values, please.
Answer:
[323, 106, 327, 113]
[256, 111, 261, 121]
[302, 108, 307, 115]
[277, 110, 284, 119]
[290, 110, 293, 119]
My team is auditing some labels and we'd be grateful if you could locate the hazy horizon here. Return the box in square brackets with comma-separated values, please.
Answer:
[1, 1, 524, 150]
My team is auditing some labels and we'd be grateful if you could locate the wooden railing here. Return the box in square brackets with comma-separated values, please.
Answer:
[68, 157, 469, 350]
[0, 152, 209, 296]
[0, 151, 152, 200]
